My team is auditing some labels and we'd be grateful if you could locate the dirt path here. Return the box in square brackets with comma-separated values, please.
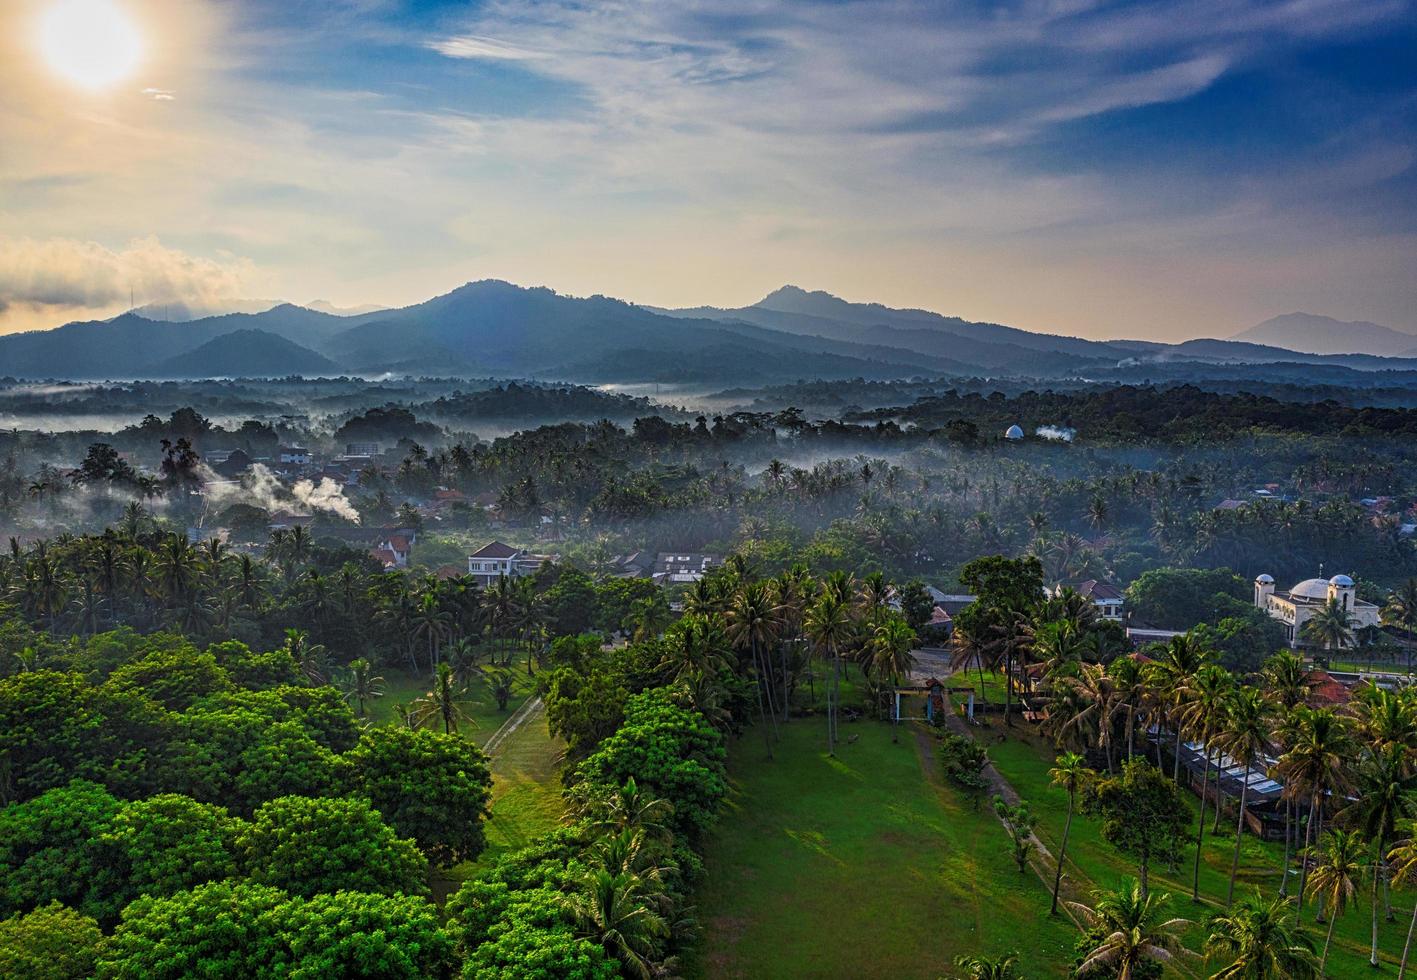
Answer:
[483, 694, 544, 757]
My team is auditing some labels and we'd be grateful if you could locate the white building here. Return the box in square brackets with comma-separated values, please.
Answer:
[1255, 573, 1380, 648]
[467, 541, 546, 587]
[278, 446, 311, 466]
[1055, 580, 1125, 621]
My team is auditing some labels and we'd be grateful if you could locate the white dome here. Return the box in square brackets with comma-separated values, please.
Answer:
[1289, 578, 1331, 600]
[1004, 425, 1025, 440]
[1329, 574, 1355, 588]
[1256, 574, 1274, 584]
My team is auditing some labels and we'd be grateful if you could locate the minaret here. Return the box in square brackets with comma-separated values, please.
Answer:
[1255, 573, 1275, 609]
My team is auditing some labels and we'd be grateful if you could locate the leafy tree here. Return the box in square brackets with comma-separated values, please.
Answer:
[280, 890, 456, 980]
[0, 901, 106, 980]
[1124, 567, 1247, 631]
[104, 645, 232, 711]
[992, 795, 1037, 873]
[239, 795, 429, 898]
[101, 793, 241, 902]
[0, 780, 122, 922]
[340, 726, 492, 865]
[1081, 761, 1189, 898]
[1203, 893, 1318, 980]
[576, 688, 727, 839]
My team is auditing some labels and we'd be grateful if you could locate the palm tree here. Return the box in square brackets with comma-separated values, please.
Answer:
[1069, 878, 1191, 980]
[1305, 829, 1366, 976]
[411, 662, 476, 734]
[1302, 598, 1354, 653]
[951, 950, 1024, 979]
[1213, 686, 1274, 907]
[1387, 823, 1417, 978]
[726, 580, 782, 758]
[805, 588, 854, 755]
[869, 616, 917, 740]
[1203, 892, 1318, 979]
[1275, 707, 1355, 910]
[562, 868, 670, 980]
[1339, 742, 1416, 966]
[1383, 579, 1417, 675]
[411, 588, 453, 674]
[1152, 633, 1211, 783]
[341, 657, 385, 717]
[1048, 751, 1093, 915]
[1179, 663, 1235, 902]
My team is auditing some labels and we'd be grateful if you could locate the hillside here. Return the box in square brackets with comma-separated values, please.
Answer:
[142, 329, 342, 378]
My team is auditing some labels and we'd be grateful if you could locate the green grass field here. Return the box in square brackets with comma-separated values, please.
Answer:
[690, 716, 1079, 978]
[360, 644, 540, 746]
[981, 723, 1409, 978]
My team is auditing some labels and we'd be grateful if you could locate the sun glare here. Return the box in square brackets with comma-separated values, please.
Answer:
[38, 0, 144, 91]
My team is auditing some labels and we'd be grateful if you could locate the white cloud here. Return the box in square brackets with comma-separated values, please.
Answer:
[0, 236, 255, 330]
[142, 87, 176, 100]
[427, 34, 543, 61]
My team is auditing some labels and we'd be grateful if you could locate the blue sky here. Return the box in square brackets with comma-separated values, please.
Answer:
[0, 0, 1414, 340]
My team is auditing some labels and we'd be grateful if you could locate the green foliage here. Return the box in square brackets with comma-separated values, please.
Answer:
[576, 688, 728, 839]
[101, 793, 241, 901]
[938, 733, 990, 797]
[170, 710, 336, 815]
[0, 902, 105, 980]
[239, 795, 429, 898]
[104, 645, 233, 711]
[97, 881, 453, 980]
[1081, 760, 1190, 891]
[992, 795, 1037, 873]
[1124, 567, 1248, 631]
[339, 726, 492, 865]
[207, 640, 302, 689]
[0, 780, 123, 922]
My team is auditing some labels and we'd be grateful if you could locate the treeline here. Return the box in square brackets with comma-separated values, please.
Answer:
[0, 627, 491, 977]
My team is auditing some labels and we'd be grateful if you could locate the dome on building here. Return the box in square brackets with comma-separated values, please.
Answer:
[1288, 578, 1331, 600]
[1256, 574, 1274, 584]
[1004, 424, 1025, 440]
[1329, 574, 1355, 588]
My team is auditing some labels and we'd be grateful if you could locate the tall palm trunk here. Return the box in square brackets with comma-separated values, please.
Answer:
[1051, 790, 1075, 915]
[1280, 796, 1293, 898]
[1226, 764, 1250, 907]
[1399, 890, 1417, 979]
[1320, 908, 1339, 977]
[1193, 747, 1212, 902]
[1173, 725, 1183, 783]
[1299, 796, 1319, 910]
[1373, 844, 1384, 967]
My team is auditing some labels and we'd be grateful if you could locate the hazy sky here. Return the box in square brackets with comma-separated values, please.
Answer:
[2, 0, 1415, 340]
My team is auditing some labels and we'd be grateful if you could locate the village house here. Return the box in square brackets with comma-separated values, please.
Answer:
[467, 541, 548, 587]
[652, 552, 723, 585]
[1054, 579, 1126, 621]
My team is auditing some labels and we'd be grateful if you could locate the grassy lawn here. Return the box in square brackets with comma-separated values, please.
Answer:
[980, 724, 1407, 978]
[689, 716, 1079, 978]
[361, 644, 540, 747]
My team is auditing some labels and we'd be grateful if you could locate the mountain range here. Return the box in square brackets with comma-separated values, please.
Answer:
[1229, 312, 1417, 358]
[3, 279, 1415, 384]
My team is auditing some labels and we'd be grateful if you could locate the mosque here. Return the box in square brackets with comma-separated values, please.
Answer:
[1254, 572, 1380, 648]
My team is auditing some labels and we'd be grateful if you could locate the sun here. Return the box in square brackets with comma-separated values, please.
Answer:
[38, 0, 144, 91]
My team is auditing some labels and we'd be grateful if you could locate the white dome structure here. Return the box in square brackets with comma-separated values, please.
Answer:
[1288, 578, 1331, 601]
[1329, 574, 1355, 588]
[1255, 574, 1274, 584]
[1004, 424, 1025, 440]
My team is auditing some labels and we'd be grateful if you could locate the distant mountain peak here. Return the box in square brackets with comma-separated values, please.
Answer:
[1232, 312, 1417, 357]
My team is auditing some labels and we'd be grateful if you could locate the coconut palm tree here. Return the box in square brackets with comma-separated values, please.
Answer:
[869, 615, 917, 739]
[951, 951, 1024, 980]
[1338, 742, 1417, 966]
[411, 662, 475, 734]
[1302, 598, 1354, 653]
[1383, 579, 1417, 675]
[726, 580, 782, 758]
[562, 867, 670, 980]
[1178, 663, 1235, 901]
[1305, 829, 1367, 976]
[1069, 878, 1191, 980]
[341, 657, 385, 718]
[1387, 823, 1417, 979]
[1275, 707, 1355, 910]
[1152, 633, 1212, 783]
[1214, 686, 1275, 907]
[1203, 892, 1318, 979]
[806, 588, 854, 755]
[1048, 751, 1093, 915]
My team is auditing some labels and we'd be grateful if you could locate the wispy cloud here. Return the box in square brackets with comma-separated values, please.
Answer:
[142, 87, 176, 101]
[427, 34, 543, 61]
